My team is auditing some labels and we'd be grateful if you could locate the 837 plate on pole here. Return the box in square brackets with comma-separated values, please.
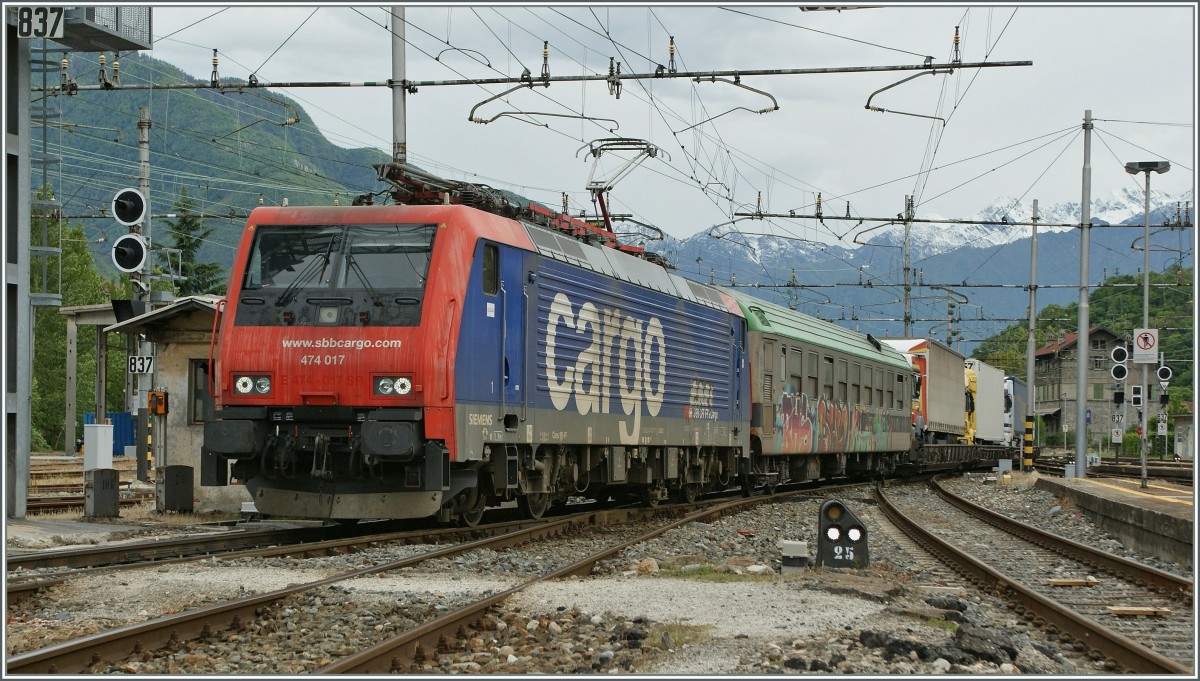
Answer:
[15, 7, 66, 38]
[128, 355, 154, 374]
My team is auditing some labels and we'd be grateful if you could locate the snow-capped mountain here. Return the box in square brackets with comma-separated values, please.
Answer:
[656, 189, 1192, 354]
[864, 187, 1192, 259]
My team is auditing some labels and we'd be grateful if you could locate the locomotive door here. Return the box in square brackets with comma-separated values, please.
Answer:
[498, 246, 528, 428]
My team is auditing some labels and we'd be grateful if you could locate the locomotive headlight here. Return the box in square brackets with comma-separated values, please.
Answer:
[234, 375, 271, 395]
[374, 375, 413, 396]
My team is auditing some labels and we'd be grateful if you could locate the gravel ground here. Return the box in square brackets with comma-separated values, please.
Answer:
[4, 470, 1187, 674]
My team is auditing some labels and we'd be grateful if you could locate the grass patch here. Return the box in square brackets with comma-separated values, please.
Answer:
[925, 616, 959, 632]
[647, 620, 716, 649]
[655, 564, 781, 583]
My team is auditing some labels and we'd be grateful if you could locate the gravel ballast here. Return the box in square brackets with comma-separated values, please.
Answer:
[5, 470, 1180, 674]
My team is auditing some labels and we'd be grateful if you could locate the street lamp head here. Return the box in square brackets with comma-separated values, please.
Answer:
[1124, 160, 1170, 175]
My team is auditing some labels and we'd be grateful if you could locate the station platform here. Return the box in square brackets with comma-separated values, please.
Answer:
[3, 517, 149, 554]
[1034, 475, 1194, 569]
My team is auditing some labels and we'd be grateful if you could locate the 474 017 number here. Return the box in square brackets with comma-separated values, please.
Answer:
[299, 354, 346, 366]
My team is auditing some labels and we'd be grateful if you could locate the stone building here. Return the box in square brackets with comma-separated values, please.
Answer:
[105, 295, 251, 513]
[1033, 327, 1165, 452]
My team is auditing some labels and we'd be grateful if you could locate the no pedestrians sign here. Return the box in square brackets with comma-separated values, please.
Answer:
[1132, 328, 1158, 364]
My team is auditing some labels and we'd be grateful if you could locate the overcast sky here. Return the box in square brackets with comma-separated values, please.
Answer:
[142, 3, 1195, 242]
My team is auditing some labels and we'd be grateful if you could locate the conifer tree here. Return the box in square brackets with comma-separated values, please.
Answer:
[164, 188, 226, 296]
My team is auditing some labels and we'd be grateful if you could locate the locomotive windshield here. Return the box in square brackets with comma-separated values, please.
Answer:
[236, 223, 436, 327]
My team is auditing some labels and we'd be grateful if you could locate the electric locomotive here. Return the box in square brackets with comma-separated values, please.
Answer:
[202, 194, 749, 524]
[202, 165, 1003, 524]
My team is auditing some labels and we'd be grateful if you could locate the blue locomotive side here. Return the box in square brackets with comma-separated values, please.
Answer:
[530, 256, 747, 449]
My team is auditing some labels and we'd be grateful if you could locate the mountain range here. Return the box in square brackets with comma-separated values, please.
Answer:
[46, 53, 1194, 355]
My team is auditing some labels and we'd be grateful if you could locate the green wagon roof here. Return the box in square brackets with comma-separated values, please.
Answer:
[720, 288, 911, 370]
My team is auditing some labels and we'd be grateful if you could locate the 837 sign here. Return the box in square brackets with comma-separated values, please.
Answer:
[127, 355, 154, 374]
[15, 7, 66, 39]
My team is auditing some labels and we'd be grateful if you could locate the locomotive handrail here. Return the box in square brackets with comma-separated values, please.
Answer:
[206, 298, 225, 399]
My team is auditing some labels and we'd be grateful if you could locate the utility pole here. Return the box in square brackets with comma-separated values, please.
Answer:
[1024, 200, 1038, 472]
[902, 195, 912, 336]
[390, 6, 406, 164]
[1074, 110, 1093, 478]
[133, 106, 153, 483]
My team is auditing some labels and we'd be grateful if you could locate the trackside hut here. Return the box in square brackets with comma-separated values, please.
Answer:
[104, 295, 251, 513]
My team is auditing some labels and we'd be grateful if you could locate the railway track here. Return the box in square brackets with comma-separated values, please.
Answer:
[23, 493, 153, 514]
[1034, 457, 1193, 486]
[877, 477, 1193, 674]
[5, 493, 774, 675]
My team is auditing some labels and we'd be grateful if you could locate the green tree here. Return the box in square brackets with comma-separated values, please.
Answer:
[30, 187, 129, 451]
[972, 267, 1193, 407]
[163, 188, 226, 296]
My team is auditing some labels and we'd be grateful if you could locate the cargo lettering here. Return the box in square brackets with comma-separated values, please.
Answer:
[545, 292, 665, 444]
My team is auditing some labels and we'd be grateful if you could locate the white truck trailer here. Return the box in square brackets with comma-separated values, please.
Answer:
[882, 338, 965, 444]
[965, 358, 1006, 446]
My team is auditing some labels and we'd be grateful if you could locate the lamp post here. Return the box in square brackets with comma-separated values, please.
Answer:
[1123, 160, 1169, 489]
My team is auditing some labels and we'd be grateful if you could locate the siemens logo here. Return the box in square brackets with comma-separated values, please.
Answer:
[544, 292, 666, 445]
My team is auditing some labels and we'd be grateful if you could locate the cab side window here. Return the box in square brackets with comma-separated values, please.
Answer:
[483, 244, 499, 295]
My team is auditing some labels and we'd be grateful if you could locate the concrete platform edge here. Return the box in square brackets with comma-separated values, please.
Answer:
[1034, 478, 1193, 569]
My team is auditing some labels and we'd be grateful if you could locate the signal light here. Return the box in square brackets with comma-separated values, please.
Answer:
[1110, 363, 1127, 381]
[1113, 390, 1124, 405]
[111, 233, 148, 273]
[1131, 385, 1143, 408]
[1157, 365, 1173, 382]
[816, 499, 868, 568]
[1110, 345, 1129, 364]
[112, 187, 147, 226]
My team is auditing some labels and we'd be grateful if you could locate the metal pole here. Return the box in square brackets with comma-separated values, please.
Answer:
[136, 106, 152, 483]
[1074, 111, 1092, 478]
[902, 195, 912, 336]
[391, 6, 407, 164]
[1024, 200, 1039, 472]
[1140, 170, 1150, 489]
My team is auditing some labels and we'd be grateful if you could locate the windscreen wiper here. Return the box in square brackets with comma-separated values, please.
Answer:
[275, 234, 340, 307]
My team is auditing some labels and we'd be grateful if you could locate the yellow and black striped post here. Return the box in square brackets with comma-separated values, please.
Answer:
[1023, 415, 1035, 471]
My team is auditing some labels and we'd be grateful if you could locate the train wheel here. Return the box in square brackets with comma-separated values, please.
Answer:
[518, 492, 551, 520]
[457, 489, 487, 528]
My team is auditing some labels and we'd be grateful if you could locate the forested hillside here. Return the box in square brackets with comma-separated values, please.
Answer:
[971, 264, 1194, 410]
